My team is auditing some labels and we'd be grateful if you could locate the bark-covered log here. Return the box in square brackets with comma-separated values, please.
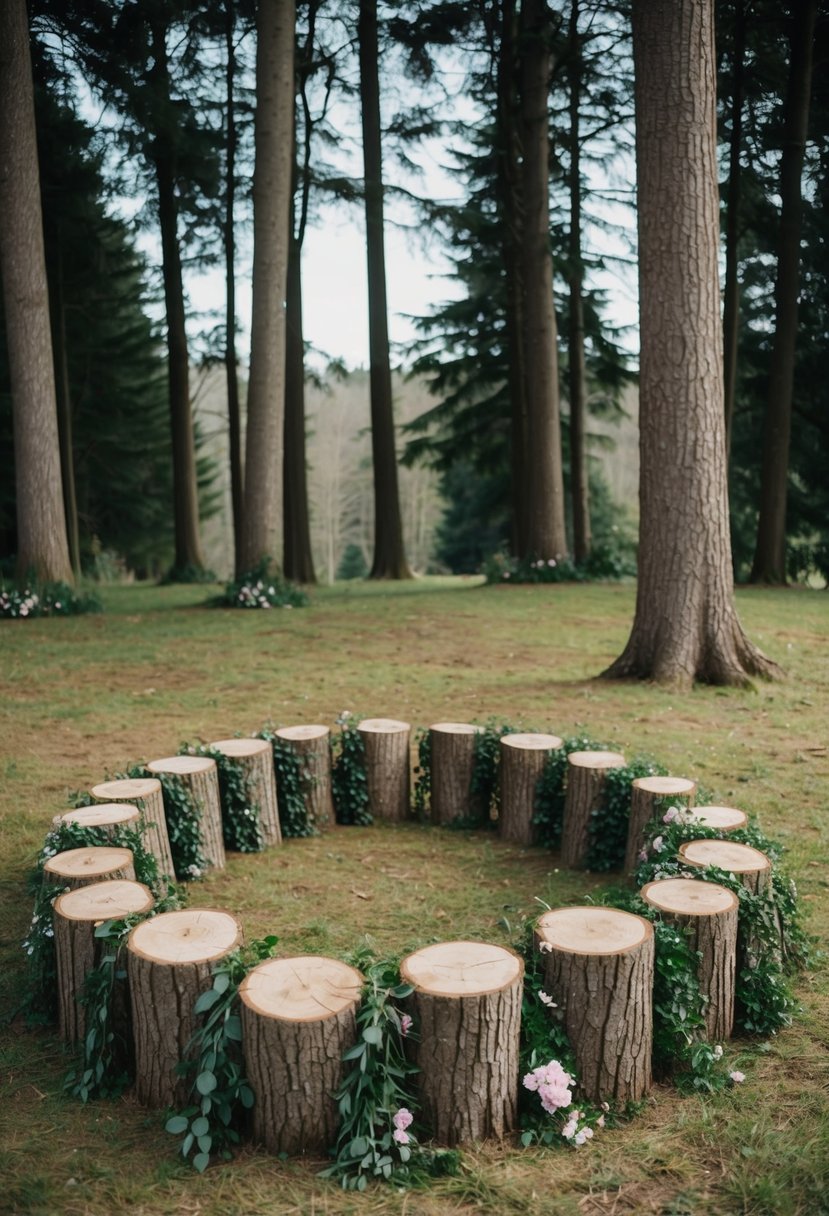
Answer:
[641, 877, 738, 1040]
[429, 723, 483, 826]
[91, 777, 175, 879]
[561, 750, 626, 869]
[625, 775, 696, 874]
[239, 955, 363, 1155]
[535, 906, 653, 1103]
[274, 725, 335, 831]
[499, 733, 563, 845]
[60, 803, 141, 837]
[44, 846, 135, 890]
[679, 839, 771, 896]
[210, 738, 282, 847]
[146, 755, 226, 872]
[684, 805, 748, 833]
[53, 879, 154, 1045]
[127, 908, 242, 1108]
[356, 718, 411, 822]
[399, 940, 523, 1146]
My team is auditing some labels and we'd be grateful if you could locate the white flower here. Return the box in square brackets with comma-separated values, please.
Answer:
[730, 1070, 745, 1084]
[547, 558, 556, 567]
[652, 835, 665, 853]
[713, 1045, 723, 1060]
[538, 991, 557, 1008]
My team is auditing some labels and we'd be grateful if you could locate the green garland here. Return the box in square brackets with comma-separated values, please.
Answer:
[331, 713, 372, 826]
[533, 735, 603, 848]
[180, 743, 264, 853]
[466, 719, 517, 828]
[412, 728, 431, 820]
[118, 763, 208, 881]
[585, 757, 668, 872]
[258, 729, 317, 838]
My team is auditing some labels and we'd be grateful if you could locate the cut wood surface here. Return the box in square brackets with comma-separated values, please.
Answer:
[53, 879, 154, 1045]
[60, 803, 140, 834]
[499, 733, 563, 846]
[210, 738, 281, 847]
[429, 723, 483, 826]
[91, 777, 175, 879]
[561, 750, 626, 869]
[536, 906, 653, 1103]
[400, 941, 523, 1145]
[44, 846, 135, 889]
[679, 838, 771, 894]
[146, 755, 226, 872]
[128, 908, 242, 1108]
[685, 805, 748, 832]
[625, 774, 697, 874]
[240, 955, 363, 1155]
[274, 725, 335, 830]
[357, 718, 411, 822]
[641, 877, 738, 1039]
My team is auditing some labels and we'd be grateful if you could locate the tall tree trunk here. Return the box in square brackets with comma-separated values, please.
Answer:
[149, 16, 204, 577]
[602, 0, 780, 688]
[283, 234, 316, 582]
[0, 0, 73, 584]
[721, 0, 746, 462]
[51, 241, 81, 577]
[240, 0, 295, 573]
[750, 0, 817, 585]
[567, 0, 591, 564]
[225, 0, 244, 575]
[520, 0, 568, 560]
[358, 0, 412, 579]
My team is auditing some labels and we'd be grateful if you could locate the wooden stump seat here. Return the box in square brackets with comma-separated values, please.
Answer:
[210, 738, 281, 847]
[561, 750, 626, 869]
[679, 838, 771, 895]
[429, 723, 483, 826]
[273, 725, 335, 831]
[91, 777, 175, 879]
[499, 733, 563, 846]
[356, 718, 411, 822]
[60, 803, 141, 836]
[625, 775, 697, 874]
[684, 805, 748, 833]
[146, 755, 226, 872]
[44, 846, 135, 890]
[399, 940, 523, 1146]
[239, 955, 363, 1155]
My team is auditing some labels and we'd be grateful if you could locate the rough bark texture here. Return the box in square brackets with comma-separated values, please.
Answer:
[624, 776, 696, 875]
[239, 955, 362, 1155]
[721, 0, 745, 460]
[275, 725, 334, 830]
[685, 805, 747, 833]
[429, 724, 483, 826]
[0, 0, 73, 583]
[146, 756, 227, 872]
[210, 738, 282, 847]
[60, 803, 141, 837]
[128, 909, 242, 1109]
[536, 907, 653, 1103]
[561, 751, 626, 869]
[44, 846, 135, 890]
[283, 235, 317, 584]
[224, 0, 244, 572]
[568, 0, 591, 563]
[499, 733, 563, 846]
[357, 719, 411, 822]
[91, 777, 175, 879]
[51, 247, 80, 576]
[400, 942, 523, 1146]
[679, 838, 774, 966]
[53, 879, 153, 1045]
[602, 0, 780, 688]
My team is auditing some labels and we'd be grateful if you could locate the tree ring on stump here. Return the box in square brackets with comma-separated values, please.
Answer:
[210, 738, 272, 759]
[128, 908, 242, 965]
[567, 750, 626, 770]
[357, 718, 410, 733]
[685, 805, 748, 832]
[679, 839, 769, 876]
[536, 906, 652, 955]
[640, 877, 738, 917]
[274, 725, 329, 742]
[91, 777, 161, 801]
[60, 804, 140, 830]
[44, 846, 134, 884]
[240, 956, 363, 1022]
[55, 878, 154, 922]
[146, 755, 216, 777]
[430, 722, 482, 735]
[501, 732, 563, 751]
[400, 940, 523, 996]
[632, 776, 695, 797]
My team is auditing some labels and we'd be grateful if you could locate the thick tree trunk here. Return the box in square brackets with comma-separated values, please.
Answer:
[60, 803, 141, 836]
[0, 0, 73, 584]
[283, 236, 316, 583]
[721, 0, 745, 461]
[536, 906, 654, 1103]
[51, 245, 81, 577]
[499, 733, 563, 846]
[274, 725, 335, 831]
[225, 0, 244, 572]
[602, 0, 780, 688]
[146, 755, 227, 872]
[750, 0, 817, 585]
[240, 955, 362, 1155]
[91, 776, 175, 880]
[624, 775, 696, 876]
[400, 941, 523, 1146]
[210, 738, 282, 847]
[561, 750, 626, 869]
[429, 723, 483, 826]
[568, 0, 591, 563]
[356, 718, 411, 822]
[684, 805, 747, 833]
[678, 838, 775, 967]
[240, 0, 295, 572]
[44, 846, 135, 890]
[358, 0, 411, 580]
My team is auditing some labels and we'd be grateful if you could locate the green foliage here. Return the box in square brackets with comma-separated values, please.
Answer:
[218, 560, 309, 610]
[483, 540, 636, 585]
[336, 543, 369, 581]
[467, 720, 517, 828]
[412, 729, 431, 820]
[0, 579, 102, 619]
[181, 744, 263, 854]
[155, 771, 209, 880]
[331, 713, 372, 826]
[533, 735, 603, 849]
[585, 757, 668, 872]
[258, 729, 317, 838]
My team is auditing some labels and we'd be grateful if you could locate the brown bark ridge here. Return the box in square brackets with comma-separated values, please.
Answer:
[60, 803, 141, 837]
[400, 941, 523, 1146]
[722, 0, 746, 460]
[679, 838, 774, 966]
[53, 879, 153, 1045]
[91, 777, 175, 880]
[640, 877, 738, 1041]
[567, 0, 591, 564]
[51, 245, 80, 577]
[283, 235, 317, 584]
[0, 0, 73, 583]
[499, 733, 563, 846]
[561, 750, 626, 869]
[224, 0, 244, 571]
[535, 907, 653, 1103]
[429, 723, 483, 826]
[127, 908, 242, 1109]
[146, 755, 227, 873]
[210, 738, 282, 847]
[274, 725, 334, 831]
[356, 719, 411, 822]
[684, 805, 747, 833]
[44, 846, 135, 890]
[239, 955, 363, 1155]
[602, 0, 780, 688]
[624, 775, 697, 875]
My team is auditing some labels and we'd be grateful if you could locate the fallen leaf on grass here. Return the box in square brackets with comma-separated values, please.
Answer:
[350, 888, 371, 900]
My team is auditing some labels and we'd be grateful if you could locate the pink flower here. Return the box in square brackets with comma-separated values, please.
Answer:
[637, 849, 648, 863]
[597, 1115, 605, 1128]
[652, 835, 665, 853]
[562, 1119, 578, 1140]
[400, 1013, 413, 1037]
[393, 1108, 413, 1131]
[663, 807, 679, 824]
[393, 1128, 410, 1144]
[730, 1070, 745, 1084]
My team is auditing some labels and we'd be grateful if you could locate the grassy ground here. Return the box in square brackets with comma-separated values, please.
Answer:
[1, 577, 827, 1216]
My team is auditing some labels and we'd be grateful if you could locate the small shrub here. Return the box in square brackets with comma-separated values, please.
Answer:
[218, 559, 308, 610]
[0, 579, 102, 619]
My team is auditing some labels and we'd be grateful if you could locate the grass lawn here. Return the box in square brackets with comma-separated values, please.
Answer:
[1, 577, 827, 1215]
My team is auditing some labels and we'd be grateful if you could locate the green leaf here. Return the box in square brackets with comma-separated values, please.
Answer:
[212, 971, 231, 995]
[193, 1152, 211, 1173]
[224, 1014, 242, 1041]
[165, 1115, 189, 1135]
[362, 1025, 382, 1045]
[194, 989, 221, 1014]
[196, 1070, 218, 1095]
[349, 1136, 368, 1158]
[197, 1135, 212, 1154]
[343, 1042, 366, 1060]
[191, 1116, 209, 1137]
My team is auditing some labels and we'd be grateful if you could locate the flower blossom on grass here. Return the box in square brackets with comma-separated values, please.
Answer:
[730, 1070, 745, 1084]
[523, 1060, 574, 1115]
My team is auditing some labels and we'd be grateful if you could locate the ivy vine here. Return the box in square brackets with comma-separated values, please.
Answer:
[331, 713, 372, 826]
[258, 729, 317, 838]
[180, 743, 264, 853]
[585, 756, 668, 872]
[412, 728, 431, 820]
[533, 734, 603, 848]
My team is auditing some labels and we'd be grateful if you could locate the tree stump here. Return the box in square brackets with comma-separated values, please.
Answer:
[535, 906, 654, 1103]
[625, 775, 697, 874]
[91, 777, 175, 880]
[127, 908, 242, 1109]
[239, 955, 363, 1155]
[678, 839, 771, 896]
[44, 846, 135, 890]
[399, 940, 523, 1145]
[210, 738, 282, 847]
[274, 725, 335, 831]
[498, 733, 563, 845]
[356, 718, 411, 822]
[640, 877, 739, 1040]
[428, 723, 483, 826]
[53, 878, 154, 1045]
[684, 805, 748, 833]
[561, 750, 626, 869]
[60, 803, 141, 837]
[146, 755, 226, 872]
